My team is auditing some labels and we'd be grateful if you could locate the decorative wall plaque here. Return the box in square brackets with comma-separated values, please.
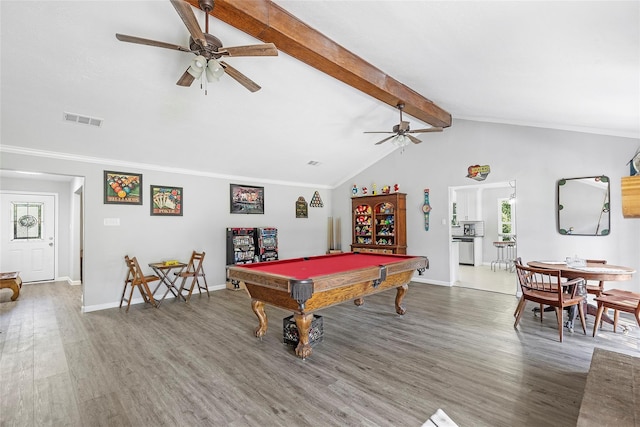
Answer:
[296, 197, 308, 218]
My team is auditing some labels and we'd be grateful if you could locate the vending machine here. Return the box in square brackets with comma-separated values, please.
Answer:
[256, 227, 278, 262]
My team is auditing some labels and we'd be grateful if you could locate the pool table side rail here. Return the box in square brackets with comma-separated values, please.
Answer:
[242, 269, 417, 313]
[226, 267, 293, 292]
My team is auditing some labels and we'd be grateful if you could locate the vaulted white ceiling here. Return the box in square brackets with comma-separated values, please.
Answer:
[1, 1, 638, 188]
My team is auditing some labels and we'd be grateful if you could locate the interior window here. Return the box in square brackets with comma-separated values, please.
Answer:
[498, 198, 514, 240]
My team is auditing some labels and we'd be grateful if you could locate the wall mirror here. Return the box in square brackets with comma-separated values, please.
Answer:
[557, 176, 610, 236]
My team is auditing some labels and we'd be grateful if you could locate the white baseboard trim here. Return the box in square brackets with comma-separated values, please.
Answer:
[82, 283, 227, 313]
[411, 276, 453, 287]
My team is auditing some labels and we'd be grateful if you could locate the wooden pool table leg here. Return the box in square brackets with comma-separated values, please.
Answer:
[395, 284, 408, 315]
[294, 313, 314, 359]
[251, 299, 268, 338]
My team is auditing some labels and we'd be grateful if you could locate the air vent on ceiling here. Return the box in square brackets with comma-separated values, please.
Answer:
[307, 160, 321, 166]
[63, 112, 103, 127]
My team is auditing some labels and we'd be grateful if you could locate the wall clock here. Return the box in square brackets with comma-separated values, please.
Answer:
[422, 189, 431, 231]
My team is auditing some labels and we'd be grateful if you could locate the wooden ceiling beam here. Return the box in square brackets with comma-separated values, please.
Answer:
[185, 0, 452, 128]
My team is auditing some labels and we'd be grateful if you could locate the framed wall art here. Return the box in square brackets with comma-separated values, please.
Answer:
[104, 171, 142, 205]
[150, 185, 183, 216]
[230, 184, 264, 214]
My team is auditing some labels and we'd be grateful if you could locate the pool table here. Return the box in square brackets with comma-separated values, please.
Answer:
[227, 252, 428, 358]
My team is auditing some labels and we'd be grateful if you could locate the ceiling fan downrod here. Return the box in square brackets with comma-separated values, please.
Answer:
[397, 103, 405, 122]
[199, 0, 215, 33]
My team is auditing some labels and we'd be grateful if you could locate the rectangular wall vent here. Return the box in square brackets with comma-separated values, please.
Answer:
[307, 160, 321, 166]
[63, 112, 103, 127]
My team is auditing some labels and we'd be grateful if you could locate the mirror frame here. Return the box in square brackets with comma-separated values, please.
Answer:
[557, 175, 610, 236]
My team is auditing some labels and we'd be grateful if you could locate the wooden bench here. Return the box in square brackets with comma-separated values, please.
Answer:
[0, 272, 22, 301]
[577, 348, 640, 426]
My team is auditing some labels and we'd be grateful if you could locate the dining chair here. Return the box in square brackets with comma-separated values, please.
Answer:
[513, 258, 546, 320]
[175, 251, 209, 303]
[120, 255, 160, 312]
[592, 289, 640, 336]
[514, 261, 587, 342]
[584, 259, 607, 296]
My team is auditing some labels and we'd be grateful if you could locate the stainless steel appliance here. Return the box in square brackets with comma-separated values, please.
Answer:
[455, 237, 474, 265]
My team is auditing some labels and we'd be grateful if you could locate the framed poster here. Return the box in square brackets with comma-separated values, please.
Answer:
[104, 171, 142, 205]
[230, 184, 264, 214]
[150, 185, 183, 216]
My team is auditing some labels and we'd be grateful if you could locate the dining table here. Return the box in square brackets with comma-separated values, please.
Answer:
[527, 260, 636, 324]
[148, 261, 187, 305]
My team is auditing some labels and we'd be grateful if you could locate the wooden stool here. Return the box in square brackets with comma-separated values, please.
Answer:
[0, 272, 22, 301]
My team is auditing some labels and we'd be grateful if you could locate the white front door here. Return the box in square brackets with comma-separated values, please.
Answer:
[0, 192, 56, 282]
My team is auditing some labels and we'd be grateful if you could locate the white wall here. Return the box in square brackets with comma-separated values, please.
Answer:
[332, 119, 640, 291]
[1, 151, 331, 311]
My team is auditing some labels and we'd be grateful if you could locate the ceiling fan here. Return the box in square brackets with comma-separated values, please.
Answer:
[365, 103, 443, 145]
[115, 0, 278, 93]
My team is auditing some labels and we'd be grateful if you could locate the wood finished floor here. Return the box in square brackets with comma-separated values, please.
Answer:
[1, 281, 639, 426]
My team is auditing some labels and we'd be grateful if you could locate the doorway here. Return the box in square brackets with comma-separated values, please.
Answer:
[449, 181, 518, 295]
[0, 192, 56, 282]
[0, 172, 84, 301]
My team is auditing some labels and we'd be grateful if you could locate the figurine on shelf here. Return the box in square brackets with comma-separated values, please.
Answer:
[352, 184, 358, 196]
[372, 183, 377, 195]
[382, 185, 390, 194]
[362, 187, 368, 195]
[393, 184, 399, 192]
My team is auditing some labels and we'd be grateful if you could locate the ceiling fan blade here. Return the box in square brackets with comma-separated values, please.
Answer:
[176, 68, 196, 86]
[364, 131, 394, 134]
[115, 33, 193, 52]
[170, 0, 207, 47]
[217, 43, 278, 57]
[220, 61, 261, 92]
[407, 134, 422, 144]
[409, 127, 444, 133]
[399, 121, 410, 132]
[375, 135, 397, 145]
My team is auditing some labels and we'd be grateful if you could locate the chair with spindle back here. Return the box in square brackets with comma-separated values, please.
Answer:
[593, 289, 640, 335]
[514, 261, 587, 342]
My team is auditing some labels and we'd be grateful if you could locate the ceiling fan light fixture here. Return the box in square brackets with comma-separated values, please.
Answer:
[392, 135, 409, 147]
[187, 55, 207, 78]
[206, 59, 224, 82]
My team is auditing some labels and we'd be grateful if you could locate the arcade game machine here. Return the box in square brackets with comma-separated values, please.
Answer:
[256, 227, 278, 262]
[226, 227, 257, 289]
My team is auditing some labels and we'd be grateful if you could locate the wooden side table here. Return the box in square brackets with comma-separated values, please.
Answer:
[0, 272, 22, 301]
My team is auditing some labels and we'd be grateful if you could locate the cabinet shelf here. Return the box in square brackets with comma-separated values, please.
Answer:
[351, 193, 406, 254]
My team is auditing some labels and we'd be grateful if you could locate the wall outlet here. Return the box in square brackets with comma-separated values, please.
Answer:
[104, 218, 120, 226]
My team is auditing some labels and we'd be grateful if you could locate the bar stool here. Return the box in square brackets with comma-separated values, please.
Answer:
[491, 241, 508, 271]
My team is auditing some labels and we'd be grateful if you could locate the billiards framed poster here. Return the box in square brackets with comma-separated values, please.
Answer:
[150, 185, 183, 216]
[104, 171, 143, 205]
[230, 184, 264, 214]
